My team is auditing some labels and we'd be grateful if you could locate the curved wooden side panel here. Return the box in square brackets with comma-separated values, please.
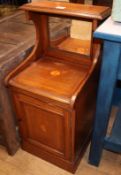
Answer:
[5, 12, 49, 86]
[70, 43, 101, 107]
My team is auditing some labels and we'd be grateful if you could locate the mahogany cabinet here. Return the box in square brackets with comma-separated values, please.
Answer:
[5, 2, 110, 172]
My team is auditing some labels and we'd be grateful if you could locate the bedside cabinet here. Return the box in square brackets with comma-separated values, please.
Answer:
[5, 1, 110, 172]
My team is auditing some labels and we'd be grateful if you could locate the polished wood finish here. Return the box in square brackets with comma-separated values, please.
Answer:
[58, 38, 91, 55]
[20, 1, 111, 20]
[6, 2, 110, 173]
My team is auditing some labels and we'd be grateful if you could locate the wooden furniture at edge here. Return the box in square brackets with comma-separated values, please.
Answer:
[70, 0, 84, 4]
[5, 2, 110, 173]
[93, 0, 113, 7]
[0, 11, 35, 155]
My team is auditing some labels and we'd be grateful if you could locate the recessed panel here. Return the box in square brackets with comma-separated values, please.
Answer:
[22, 102, 65, 155]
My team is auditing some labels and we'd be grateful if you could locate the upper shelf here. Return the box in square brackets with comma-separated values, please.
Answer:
[20, 1, 111, 20]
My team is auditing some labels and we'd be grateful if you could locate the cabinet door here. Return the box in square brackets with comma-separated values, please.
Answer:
[12, 92, 72, 160]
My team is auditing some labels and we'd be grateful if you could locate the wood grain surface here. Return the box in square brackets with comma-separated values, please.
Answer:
[6, 2, 110, 172]
[20, 1, 111, 20]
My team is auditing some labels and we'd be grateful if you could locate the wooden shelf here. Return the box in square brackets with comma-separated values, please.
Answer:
[57, 37, 91, 56]
[20, 1, 111, 20]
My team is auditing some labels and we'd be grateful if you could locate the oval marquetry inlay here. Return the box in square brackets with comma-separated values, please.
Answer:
[41, 125, 47, 133]
[50, 70, 61, 76]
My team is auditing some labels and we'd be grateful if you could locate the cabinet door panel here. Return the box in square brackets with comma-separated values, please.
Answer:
[12, 93, 71, 158]
[22, 102, 65, 154]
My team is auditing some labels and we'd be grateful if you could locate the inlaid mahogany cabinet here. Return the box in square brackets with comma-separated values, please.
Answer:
[5, 1, 110, 172]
